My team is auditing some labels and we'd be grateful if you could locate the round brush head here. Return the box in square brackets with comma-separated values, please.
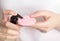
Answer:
[18, 16, 36, 26]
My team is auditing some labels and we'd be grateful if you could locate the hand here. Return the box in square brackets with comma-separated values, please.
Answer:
[3, 10, 17, 22]
[30, 10, 60, 32]
[0, 10, 20, 40]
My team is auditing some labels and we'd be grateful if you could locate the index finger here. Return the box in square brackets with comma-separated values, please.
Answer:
[6, 22, 20, 31]
[30, 10, 52, 18]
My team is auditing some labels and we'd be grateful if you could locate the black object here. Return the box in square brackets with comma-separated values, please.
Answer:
[17, 14, 23, 19]
[10, 14, 23, 24]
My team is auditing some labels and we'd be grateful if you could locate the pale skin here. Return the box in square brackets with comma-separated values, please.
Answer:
[3, 10, 20, 39]
[30, 10, 60, 32]
[2, 10, 60, 39]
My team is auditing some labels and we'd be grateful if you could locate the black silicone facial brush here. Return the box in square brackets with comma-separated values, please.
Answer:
[10, 14, 23, 24]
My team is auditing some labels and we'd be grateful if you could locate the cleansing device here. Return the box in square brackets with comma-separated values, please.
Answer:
[10, 14, 36, 26]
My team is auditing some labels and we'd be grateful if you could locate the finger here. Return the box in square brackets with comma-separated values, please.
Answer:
[0, 31, 18, 39]
[30, 10, 52, 18]
[0, 27, 19, 36]
[32, 21, 47, 28]
[37, 27, 52, 33]
[3, 10, 17, 15]
[6, 22, 20, 31]
[7, 29, 19, 36]
[1, 31, 19, 40]
[6, 35, 19, 39]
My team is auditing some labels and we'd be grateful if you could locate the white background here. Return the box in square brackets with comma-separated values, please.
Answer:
[0, 0, 60, 41]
